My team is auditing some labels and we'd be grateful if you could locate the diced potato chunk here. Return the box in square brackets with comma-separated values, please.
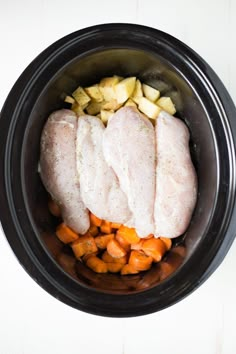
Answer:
[72, 86, 91, 107]
[156, 97, 176, 115]
[115, 77, 136, 104]
[64, 95, 75, 104]
[124, 98, 137, 107]
[86, 101, 102, 115]
[99, 76, 120, 101]
[138, 97, 162, 119]
[142, 84, 160, 102]
[71, 102, 85, 116]
[100, 110, 114, 124]
[85, 84, 103, 102]
[131, 79, 143, 104]
[102, 99, 122, 111]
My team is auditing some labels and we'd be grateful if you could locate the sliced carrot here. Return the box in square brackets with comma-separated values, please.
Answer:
[115, 233, 131, 252]
[88, 225, 99, 237]
[121, 264, 139, 275]
[130, 240, 144, 251]
[102, 250, 127, 264]
[89, 212, 102, 227]
[160, 237, 172, 251]
[82, 252, 98, 263]
[86, 256, 108, 273]
[100, 220, 112, 234]
[117, 226, 140, 244]
[142, 238, 166, 262]
[111, 222, 122, 229]
[95, 233, 115, 249]
[71, 234, 98, 259]
[106, 262, 123, 273]
[107, 239, 127, 258]
[48, 199, 61, 217]
[56, 223, 79, 244]
[129, 250, 153, 271]
[144, 234, 154, 239]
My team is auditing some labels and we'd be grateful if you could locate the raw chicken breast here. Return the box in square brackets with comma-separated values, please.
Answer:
[154, 111, 197, 238]
[40, 109, 90, 234]
[76, 115, 131, 223]
[103, 107, 156, 237]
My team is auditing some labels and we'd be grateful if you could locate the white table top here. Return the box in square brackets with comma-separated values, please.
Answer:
[0, 0, 236, 353]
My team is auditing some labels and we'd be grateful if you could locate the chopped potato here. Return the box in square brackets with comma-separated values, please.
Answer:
[142, 84, 160, 102]
[85, 84, 103, 102]
[102, 99, 122, 111]
[157, 97, 176, 115]
[86, 101, 103, 115]
[131, 79, 143, 104]
[64, 95, 75, 104]
[124, 98, 137, 107]
[99, 76, 120, 101]
[138, 97, 162, 119]
[101, 109, 114, 124]
[115, 77, 136, 104]
[71, 102, 85, 116]
[72, 86, 91, 107]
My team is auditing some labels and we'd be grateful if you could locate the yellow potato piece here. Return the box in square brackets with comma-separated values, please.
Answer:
[71, 102, 85, 116]
[85, 85, 103, 102]
[101, 110, 114, 124]
[142, 84, 160, 102]
[115, 77, 136, 104]
[124, 98, 137, 107]
[72, 86, 91, 107]
[102, 99, 123, 111]
[86, 101, 103, 115]
[99, 76, 120, 101]
[131, 79, 143, 104]
[156, 97, 176, 115]
[138, 97, 162, 119]
[64, 95, 75, 104]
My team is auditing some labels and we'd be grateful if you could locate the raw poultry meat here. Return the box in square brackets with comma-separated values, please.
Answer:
[154, 111, 197, 238]
[76, 115, 131, 223]
[103, 107, 156, 237]
[40, 109, 90, 234]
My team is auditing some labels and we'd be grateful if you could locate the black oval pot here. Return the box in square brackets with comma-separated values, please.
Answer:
[0, 24, 236, 317]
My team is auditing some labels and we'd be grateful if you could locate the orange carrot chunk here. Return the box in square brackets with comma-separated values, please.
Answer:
[115, 233, 131, 252]
[102, 250, 127, 264]
[160, 237, 172, 251]
[88, 225, 99, 237]
[82, 252, 98, 263]
[90, 212, 102, 227]
[107, 262, 123, 273]
[86, 256, 108, 273]
[95, 233, 115, 249]
[71, 234, 98, 259]
[121, 264, 139, 275]
[100, 220, 112, 234]
[117, 226, 140, 244]
[142, 238, 166, 262]
[48, 199, 61, 217]
[129, 250, 153, 271]
[56, 223, 79, 244]
[130, 240, 144, 251]
[107, 239, 127, 258]
[111, 222, 122, 229]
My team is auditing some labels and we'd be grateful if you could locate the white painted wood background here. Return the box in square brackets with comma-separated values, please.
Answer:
[0, 0, 235, 353]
